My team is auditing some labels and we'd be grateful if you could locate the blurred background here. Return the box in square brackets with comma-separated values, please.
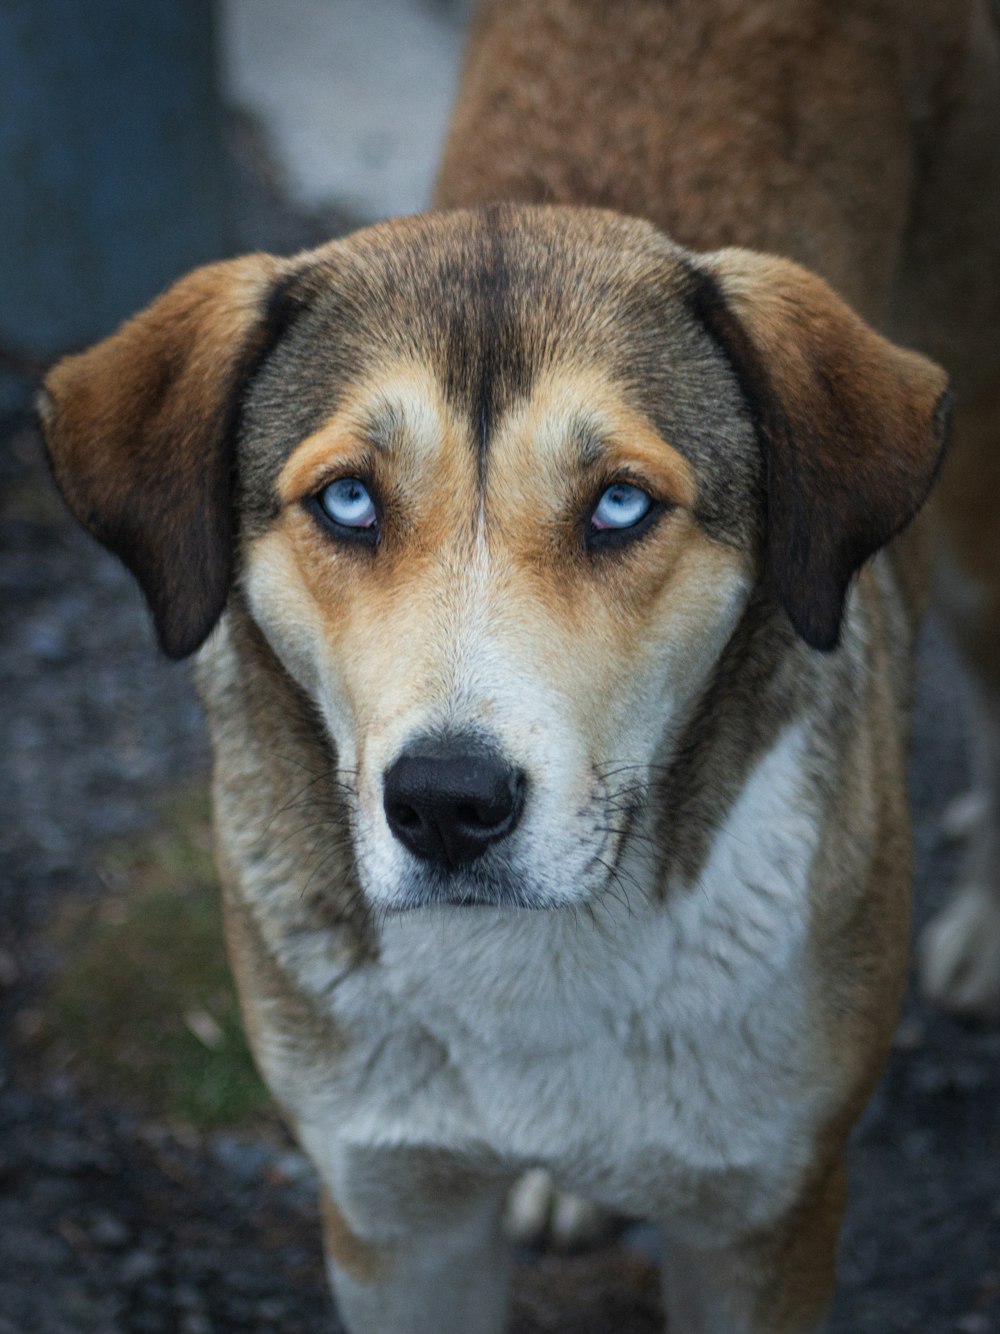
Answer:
[1, 3, 999, 1331]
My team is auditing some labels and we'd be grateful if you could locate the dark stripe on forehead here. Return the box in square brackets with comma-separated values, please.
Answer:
[473, 218, 509, 476]
[438, 206, 533, 484]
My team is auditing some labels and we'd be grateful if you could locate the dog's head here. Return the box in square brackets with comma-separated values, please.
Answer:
[41, 206, 949, 912]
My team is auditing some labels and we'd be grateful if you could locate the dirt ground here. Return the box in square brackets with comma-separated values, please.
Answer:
[3, 126, 1000, 1334]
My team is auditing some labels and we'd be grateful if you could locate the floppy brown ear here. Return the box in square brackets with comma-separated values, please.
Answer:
[39, 253, 298, 659]
[689, 249, 952, 650]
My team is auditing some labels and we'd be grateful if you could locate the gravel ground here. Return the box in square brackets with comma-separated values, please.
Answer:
[3, 126, 1000, 1334]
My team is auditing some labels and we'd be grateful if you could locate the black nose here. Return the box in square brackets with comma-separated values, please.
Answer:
[383, 738, 526, 868]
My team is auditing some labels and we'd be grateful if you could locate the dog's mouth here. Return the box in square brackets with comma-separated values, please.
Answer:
[376, 819, 649, 916]
[349, 760, 654, 915]
[385, 867, 566, 913]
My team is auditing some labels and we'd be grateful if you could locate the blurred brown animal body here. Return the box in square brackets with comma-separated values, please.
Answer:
[40, 2, 1000, 1331]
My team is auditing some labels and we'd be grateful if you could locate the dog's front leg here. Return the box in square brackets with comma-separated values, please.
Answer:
[310, 1140, 513, 1334]
[659, 1158, 845, 1334]
[920, 673, 1000, 1018]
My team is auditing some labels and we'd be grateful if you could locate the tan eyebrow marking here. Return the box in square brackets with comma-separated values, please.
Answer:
[358, 399, 405, 453]
[570, 416, 607, 469]
[276, 414, 372, 504]
[599, 417, 697, 511]
[275, 362, 456, 506]
[489, 363, 699, 512]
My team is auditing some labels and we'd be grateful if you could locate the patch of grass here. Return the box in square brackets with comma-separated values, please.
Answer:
[41, 785, 273, 1130]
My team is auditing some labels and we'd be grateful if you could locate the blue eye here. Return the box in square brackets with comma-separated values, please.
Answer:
[317, 478, 378, 532]
[591, 483, 652, 531]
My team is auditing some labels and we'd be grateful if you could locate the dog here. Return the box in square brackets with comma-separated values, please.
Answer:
[39, 1, 1000, 1330]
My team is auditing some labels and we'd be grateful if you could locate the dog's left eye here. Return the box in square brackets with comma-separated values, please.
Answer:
[314, 477, 378, 542]
[590, 483, 653, 531]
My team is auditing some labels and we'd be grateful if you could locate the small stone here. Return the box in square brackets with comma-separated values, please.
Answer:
[183, 1009, 225, 1050]
[29, 1177, 81, 1211]
[13, 1008, 44, 1042]
[88, 1210, 130, 1249]
[892, 1017, 925, 1051]
[130, 1312, 168, 1334]
[119, 1249, 160, 1285]
[902, 1129, 934, 1160]
[265, 1150, 314, 1187]
[0, 1221, 68, 1267]
[33, 1132, 92, 1174]
[173, 1283, 204, 1311]
[256, 1298, 289, 1320]
[179, 1314, 212, 1334]
[0, 949, 20, 989]
[956, 1315, 991, 1333]
[26, 624, 69, 664]
[213, 1135, 270, 1183]
[57, 1217, 92, 1252]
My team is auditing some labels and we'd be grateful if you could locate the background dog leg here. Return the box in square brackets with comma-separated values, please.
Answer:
[312, 1146, 512, 1334]
[920, 676, 1000, 1018]
[894, 2, 1000, 1019]
[919, 376, 1000, 1018]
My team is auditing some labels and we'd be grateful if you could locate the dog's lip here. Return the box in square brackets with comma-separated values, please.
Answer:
[436, 893, 498, 908]
[383, 878, 558, 912]
[401, 890, 529, 910]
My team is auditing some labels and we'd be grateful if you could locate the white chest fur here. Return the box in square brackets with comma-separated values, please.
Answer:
[293, 724, 830, 1235]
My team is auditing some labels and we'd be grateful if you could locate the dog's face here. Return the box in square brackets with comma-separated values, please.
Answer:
[240, 211, 757, 911]
[41, 206, 949, 914]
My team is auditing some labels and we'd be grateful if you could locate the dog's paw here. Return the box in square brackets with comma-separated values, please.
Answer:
[919, 880, 1000, 1020]
[503, 1169, 612, 1251]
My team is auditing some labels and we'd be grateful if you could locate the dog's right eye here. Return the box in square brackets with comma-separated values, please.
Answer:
[310, 478, 379, 545]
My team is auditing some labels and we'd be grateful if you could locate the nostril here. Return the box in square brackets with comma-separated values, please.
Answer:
[390, 802, 422, 830]
[457, 801, 514, 829]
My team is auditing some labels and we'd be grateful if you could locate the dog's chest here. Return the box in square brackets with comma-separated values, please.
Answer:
[315, 725, 828, 1221]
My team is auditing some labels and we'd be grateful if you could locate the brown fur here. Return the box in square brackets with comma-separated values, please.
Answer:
[40, 255, 299, 657]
